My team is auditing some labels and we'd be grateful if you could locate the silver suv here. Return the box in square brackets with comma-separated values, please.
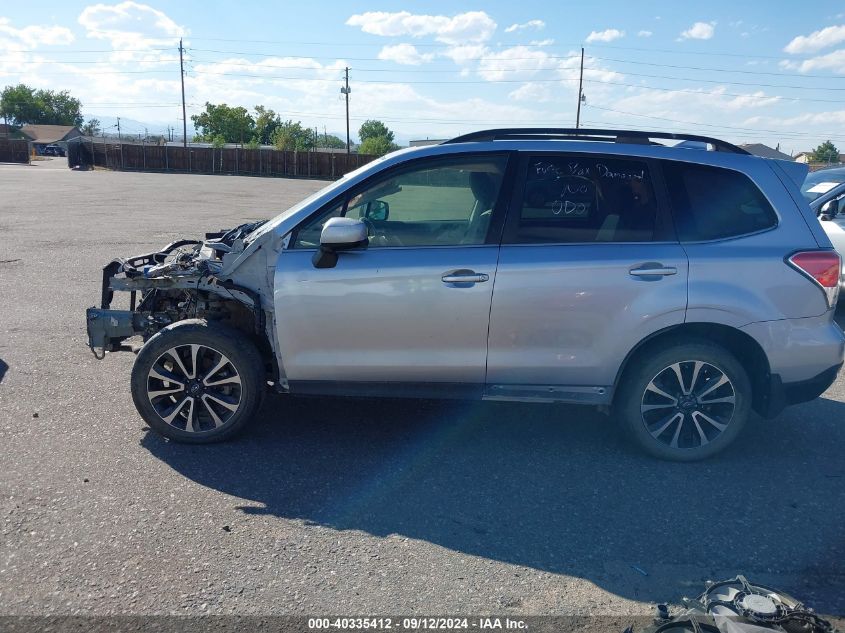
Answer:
[86, 128, 844, 461]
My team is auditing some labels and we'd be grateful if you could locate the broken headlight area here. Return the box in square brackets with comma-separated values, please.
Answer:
[86, 221, 267, 359]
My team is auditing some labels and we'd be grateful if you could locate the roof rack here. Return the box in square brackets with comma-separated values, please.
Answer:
[442, 128, 749, 155]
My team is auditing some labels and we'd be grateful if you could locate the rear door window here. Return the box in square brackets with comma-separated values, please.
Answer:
[661, 161, 778, 241]
[505, 155, 661, 244]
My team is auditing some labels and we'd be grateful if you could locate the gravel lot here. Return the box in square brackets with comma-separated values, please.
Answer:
[1, 159, 844, 618]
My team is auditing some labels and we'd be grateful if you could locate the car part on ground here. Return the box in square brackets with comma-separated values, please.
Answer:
[85, 128, 845, 459]
[629, 575, 839, 633]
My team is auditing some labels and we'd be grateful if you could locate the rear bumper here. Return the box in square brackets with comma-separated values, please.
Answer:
[763, 363, 842, 418]
[741, 313, 844, 418]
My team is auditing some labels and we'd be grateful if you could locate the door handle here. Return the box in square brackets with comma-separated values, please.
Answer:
[629, 264, 677, 277]
[442, 269, 489, 284]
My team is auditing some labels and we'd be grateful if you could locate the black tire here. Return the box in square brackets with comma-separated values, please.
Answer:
[614, 340, 752, 461]
[131, 319, 265, 443]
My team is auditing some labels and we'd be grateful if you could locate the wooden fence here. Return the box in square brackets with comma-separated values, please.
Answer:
[0, 139, 30, 164]
[808, 162, 844, 172]
[67, 138, 375, 179]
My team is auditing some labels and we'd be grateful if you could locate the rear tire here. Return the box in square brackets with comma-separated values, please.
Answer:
[614, 340, 752, 461]
[131, 319, 264, 443]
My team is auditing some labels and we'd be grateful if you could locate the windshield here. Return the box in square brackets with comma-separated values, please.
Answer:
[245, 155, 392, 242]
[801, 168, 845, 202]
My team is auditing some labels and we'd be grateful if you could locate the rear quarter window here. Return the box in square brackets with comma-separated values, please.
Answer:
[662, 161, 778, 241]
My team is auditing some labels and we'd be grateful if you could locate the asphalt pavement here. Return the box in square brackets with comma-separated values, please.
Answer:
[1, 161, 843, 617]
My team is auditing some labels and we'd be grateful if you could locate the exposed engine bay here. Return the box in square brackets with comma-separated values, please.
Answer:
[86, 219, 272, 364]
[629, 576, 838, 633]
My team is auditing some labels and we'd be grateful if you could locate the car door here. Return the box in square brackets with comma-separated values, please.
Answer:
[274, 152, 513, 397]
[485, 152, 689, 403]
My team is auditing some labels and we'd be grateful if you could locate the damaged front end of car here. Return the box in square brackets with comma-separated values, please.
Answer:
[86, 219, 274, 367]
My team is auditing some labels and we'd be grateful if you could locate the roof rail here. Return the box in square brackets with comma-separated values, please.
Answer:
[442, 128, 750, 155]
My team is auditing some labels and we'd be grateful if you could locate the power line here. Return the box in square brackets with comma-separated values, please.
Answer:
[188, 47, 583, 63]
[185, 56, 844, 87]
[590, 55, 844, 80]
[581, 41, 820, 60]
[582, 65, 845, 92]
[579, 77, 845, 104]
[186, 68, 845, 104]
[584, 105, 845, 142]
[0, 58, 177, 65]
[187, 36, 825, 61]
[2, 47, 174, 54]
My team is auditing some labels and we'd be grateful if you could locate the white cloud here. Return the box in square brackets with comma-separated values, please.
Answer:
[585, 28, 624, 43]
[78, 1, 185, 61]
[345, 11, 496, 45]
[505, 20, 545, 33]
[440, 44, 489, 66]
[530, 39, 555, 46]
[679, 21, 715, 41]
[637, 30, 653, 38]
[0, 17, 74, 48]
[509, 82, 552, 102]
[476, 45, 556, 81]
[474, 45, 621, 99]
[784, 24, 845, 54]
[743, 110, 845, 132]
[780, 48, 845, 73]
[377, 43, 434, 65]
[613, 86, 779, 120]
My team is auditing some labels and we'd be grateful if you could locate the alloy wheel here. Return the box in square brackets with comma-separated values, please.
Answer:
[146, 344, 242, 433]
[640, 360, 736, 450]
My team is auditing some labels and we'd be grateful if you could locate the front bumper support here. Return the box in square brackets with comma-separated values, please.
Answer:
[86, 308, 146, 359]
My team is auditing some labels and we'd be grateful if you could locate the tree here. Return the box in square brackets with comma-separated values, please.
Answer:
[272, 120, 314, 151]
[358, 119, 394, 144]
[359, 135, 399, 157]
[190, 102, 255, 144]
[316, 133, 345, 149]
[253, 105, 279, 145]
[0, 83, 83, 126]
[811, 140, 840, 164]
[81, 118, 101, 136]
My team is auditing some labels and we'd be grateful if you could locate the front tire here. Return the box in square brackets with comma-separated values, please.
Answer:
[614, 341, 752, 461]
[131, 320, 264, 443]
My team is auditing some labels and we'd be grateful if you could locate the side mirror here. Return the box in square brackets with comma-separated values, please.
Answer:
[312, 217, 368, 269]
[365, 200, 389, 222]
[820, 200, 836, 221]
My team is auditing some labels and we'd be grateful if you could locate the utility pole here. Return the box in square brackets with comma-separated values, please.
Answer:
[116, 117, 123, 170]
[179, 38, 187, 147]
[576, 47, 584, 129]
[341, 67, 351, 154]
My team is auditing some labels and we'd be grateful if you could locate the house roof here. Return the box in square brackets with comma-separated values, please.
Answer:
[20, 124, 80, 144]
[0, 124, 33, 140]
[795, 150, 845, 162]
[738, 143, 792, 161]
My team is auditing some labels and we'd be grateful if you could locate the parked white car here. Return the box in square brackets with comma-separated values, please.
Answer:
[805, 174, 845, 292]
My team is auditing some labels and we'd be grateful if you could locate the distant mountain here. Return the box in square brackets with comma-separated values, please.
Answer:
[87, 114, 195, 141]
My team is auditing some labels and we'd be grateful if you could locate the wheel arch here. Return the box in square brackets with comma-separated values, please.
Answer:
[612, 322, 772, 416]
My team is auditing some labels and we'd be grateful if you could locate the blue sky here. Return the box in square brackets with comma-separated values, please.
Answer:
[2, 1, 845, 152]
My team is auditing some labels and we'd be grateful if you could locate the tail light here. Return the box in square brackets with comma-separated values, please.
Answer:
[788, 250, 841, 308]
